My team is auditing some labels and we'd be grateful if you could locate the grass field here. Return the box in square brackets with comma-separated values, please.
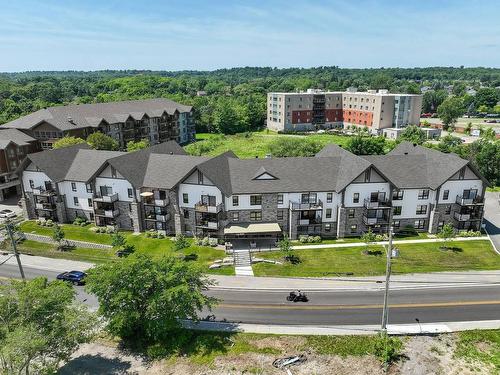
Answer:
[14, 221, 234, 275]
[253, 240, 500, 277]
[421, 116, 500, 129]
[455, 329, 500, 371]
[185, 131, 354, 158]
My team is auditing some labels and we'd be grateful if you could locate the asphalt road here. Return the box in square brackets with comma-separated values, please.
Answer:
[484, 191, 500, 252]
[2, 264, 500, 326]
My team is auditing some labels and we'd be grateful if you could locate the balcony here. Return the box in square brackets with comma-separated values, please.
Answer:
[290, 199, 323, 211]
[364, 197, 391, 209]
[143, 197, 169, 207]
[32, 187, 56, 196]
[455, 195, 484, 206]
[145, 213, 170, 222]
[363, 215, 390, 226]
[94, 193, 119, 203]
[298, 217, 322, 225]
[194, 202, 223, 213]
[35, 203, 55, 211]
[196, 221, 219, 230]
[94, 209, 120, 218]
[453, 212, 470, 221]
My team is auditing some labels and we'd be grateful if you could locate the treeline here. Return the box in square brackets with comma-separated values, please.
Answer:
[1, 67, 500, 134]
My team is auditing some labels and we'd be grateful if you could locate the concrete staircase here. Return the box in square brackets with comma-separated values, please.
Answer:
[233, 250, 254, 276]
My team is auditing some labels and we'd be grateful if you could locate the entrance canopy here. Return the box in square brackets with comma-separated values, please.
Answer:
[224, 223, 281, 236]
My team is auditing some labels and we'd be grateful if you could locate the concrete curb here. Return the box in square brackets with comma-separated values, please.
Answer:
[184, 319, 500, 336]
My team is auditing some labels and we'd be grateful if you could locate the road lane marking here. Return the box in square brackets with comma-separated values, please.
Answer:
[218, 300, 500, 310]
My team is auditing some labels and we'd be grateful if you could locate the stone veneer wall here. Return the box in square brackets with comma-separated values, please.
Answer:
[114, 201, 134, 230]
[66, 208, 94, 223]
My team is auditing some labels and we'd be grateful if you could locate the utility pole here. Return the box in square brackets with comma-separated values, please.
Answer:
[5, 219, 25, 281]
[381, 226, 393, 333]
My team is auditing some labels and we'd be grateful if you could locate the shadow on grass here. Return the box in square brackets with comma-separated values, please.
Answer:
[439, 246, 463, 252]
[58, 354, 132, 375]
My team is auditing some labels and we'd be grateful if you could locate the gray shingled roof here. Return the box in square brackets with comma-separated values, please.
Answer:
[65, 149, 125, 182]
[0, 128, 37, 149]
[2, 98, 192, 132]
[362, 141, 469, 189]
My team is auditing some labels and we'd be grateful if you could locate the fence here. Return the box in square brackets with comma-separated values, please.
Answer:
[21, 232, 112, 250]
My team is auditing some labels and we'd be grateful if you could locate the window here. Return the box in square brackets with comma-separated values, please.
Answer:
[392, 220, 400, 229]
[230, 211, 239, 221]
[443, 190, 449, 200]
[250, 211, 262, 221]
[445, 205, 451, 214]
[87, 198, 92, 207]
[183, 209, 189, 219]
[89, 212, 94, 221]
[277, 210, 284, 220]
[73, 197, 79, 206]
[71, 182, 77, 192]
[326, 208, 332, 218]
[392, 190, 404, 200]
[301, 193, 317, 204]
[348, 209, 355, 218]
[350, 224, 358, 233]
[353, 193, 359, 203]
[277, 194, 283, 205]
[327, 193, 333, 203]
[183, 193, 189, 204]
[393, 206, 402, 216]
[128, 188, 133, 198]
[86, 184, 93, 193]
[414, 219, 426, 229]
[29, 180, 34, 189]
[250, 195, 262, 205]
[418, 190, 429, 200]
[416, 205, 427, 215]
[232, 196, 239, 206]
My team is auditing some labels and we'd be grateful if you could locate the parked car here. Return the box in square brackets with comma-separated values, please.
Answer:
[56, 271, 87, 285]
[0, 209, 17, 218]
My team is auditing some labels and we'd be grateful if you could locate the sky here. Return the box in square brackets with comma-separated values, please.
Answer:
[0, 0, 499, 72]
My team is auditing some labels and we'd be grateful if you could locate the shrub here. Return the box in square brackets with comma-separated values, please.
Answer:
[374, 334, 403, 365]
[307, 236, 316, 243]
[157, 233, 165, 239]
[312, 236, 322, 243]
[174, 234, 189, 251]
[201, 237, 210, 246]
[208, 238, 218, 247]
[106, 227, 116, 234]
[73, 216, 88, 226]
[298, 235, 308, 243]
[89, 226, 99, 233]
[193, 236, 203, 246]
[45, 219, 54, 227]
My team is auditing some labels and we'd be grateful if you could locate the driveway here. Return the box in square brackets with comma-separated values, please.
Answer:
[0, 196, 22, 224]
[484, 191, 500, 253]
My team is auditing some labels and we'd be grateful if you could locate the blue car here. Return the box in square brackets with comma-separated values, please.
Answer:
[56, 271, 87, 285]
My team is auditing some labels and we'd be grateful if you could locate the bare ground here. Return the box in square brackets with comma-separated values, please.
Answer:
[58, 334, 496, 375]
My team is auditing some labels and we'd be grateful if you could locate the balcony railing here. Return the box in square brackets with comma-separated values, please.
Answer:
[290, 199, 323, 211]
[196, 221, 219, 229]
[194, 202, 223, 213]
[453, 212, 471, 221]
[298, 218, 322, 225]
[35, 203, 55, 210]
[94, 193, 119, 203]
[32, 187, 56, 196]
[456, 195, 484, 206]
[363, 215, 390, 225]
[94, 209, 120, 218]
[143, 197, 169, 207]
[145, 213, 170, 222]
[364, 197, 391, 209]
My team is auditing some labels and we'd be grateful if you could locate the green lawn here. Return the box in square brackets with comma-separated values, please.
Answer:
[455, 330, 500, 371]
[253, 240, 500, 277]
[15, 221, 234, 275]
[291, 232, 430, 246]
[185, 131, 353, 158]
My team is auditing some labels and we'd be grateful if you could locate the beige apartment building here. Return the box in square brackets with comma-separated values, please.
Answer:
[267, 88, 422, 133]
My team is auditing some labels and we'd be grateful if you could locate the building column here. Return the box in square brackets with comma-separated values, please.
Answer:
[337, 206, 346, 238]
[130, 202, 142, 233]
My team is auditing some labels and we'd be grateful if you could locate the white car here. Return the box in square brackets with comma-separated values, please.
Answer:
[0, 209, 16, 219]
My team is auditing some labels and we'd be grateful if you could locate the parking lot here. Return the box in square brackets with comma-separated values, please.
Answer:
[0, 196, 23, 223]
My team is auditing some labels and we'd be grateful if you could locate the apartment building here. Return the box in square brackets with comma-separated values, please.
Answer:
[19, 141, 487, 242]
[267, 88, 422, 134]
[2, 98, 195, 150]
[0, 129, 40, 201]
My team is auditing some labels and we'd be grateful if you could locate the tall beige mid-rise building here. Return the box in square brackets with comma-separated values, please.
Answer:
[267, 88, 422, 134]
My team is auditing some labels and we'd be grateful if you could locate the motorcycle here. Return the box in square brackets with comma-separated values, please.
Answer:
[286, 290, 308, 302]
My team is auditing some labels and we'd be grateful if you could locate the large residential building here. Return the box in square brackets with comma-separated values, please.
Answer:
[0, 129, 40, 201]
[2, 98, 195, 150]
[267, 88, 423, 134]
[19, 141, 487, 242]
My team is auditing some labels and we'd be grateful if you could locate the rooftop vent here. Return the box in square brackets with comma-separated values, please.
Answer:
[404, 152, 408, 155]
[169, 152, 173, 155]
[67, 116, 75, 124]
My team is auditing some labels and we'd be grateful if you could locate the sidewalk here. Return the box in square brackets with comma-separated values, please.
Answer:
[0, 253, 93, 272]
[185, 319, 500, 336]
[209, 270, 500, 291]
[291, 236, 490, 250]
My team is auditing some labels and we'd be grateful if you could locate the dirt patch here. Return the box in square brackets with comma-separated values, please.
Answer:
[249, 335, 306, 352]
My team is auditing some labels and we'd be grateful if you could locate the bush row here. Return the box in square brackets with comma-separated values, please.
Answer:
[298, 235, 322, 243]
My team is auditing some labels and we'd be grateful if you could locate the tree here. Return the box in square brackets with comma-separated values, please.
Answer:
[52, 136, 86, 149]
[474, 87, 499, 109]
[472, 139, 500, 186]
[437, 96, 464, 130]
[127, 139, 150, 152]
[85, 254, 216, 343]
[87, 132, 119, 150]
[0, 278, 95, 374]
[346, 135, 386, 155]
[278, 236, 294, 262]
[174, 234, 189, 250]
[361, 228, 377, 253]
[52, 224, 66, 250]
[437, 135, 463, 153]
[399, 125, 427, 145]
[438, 223, 455, 249]
[422, 90, 448, 113]
[464, 122, 473, 135]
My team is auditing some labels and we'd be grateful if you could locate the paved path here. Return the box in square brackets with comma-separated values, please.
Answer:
[234, 250, 254, 276]
[291, 236, 490, 250]
[484, 191, 500, 254]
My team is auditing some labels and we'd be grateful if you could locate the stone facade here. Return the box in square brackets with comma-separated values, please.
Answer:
[115, 201, 134, 231]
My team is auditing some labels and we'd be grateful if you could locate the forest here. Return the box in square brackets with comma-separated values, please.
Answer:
[1, 67, 500, 134]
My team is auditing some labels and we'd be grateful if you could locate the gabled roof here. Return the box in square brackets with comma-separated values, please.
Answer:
[362, 141, 471, 189]
[2, 98, 192, 132]
[315, 143, 355, 158]
[195, 151, 238, 195]
[0, 128, 37, 149]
